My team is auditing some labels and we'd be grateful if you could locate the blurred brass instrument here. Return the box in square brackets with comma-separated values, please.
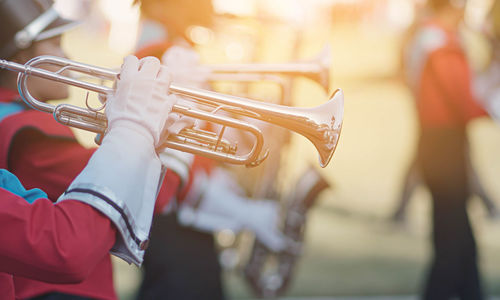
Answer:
[208, 45, 331, 92]
[206, 62, 332, 297]
[244, 166, 330, 298]
[0, 55, 343, 168]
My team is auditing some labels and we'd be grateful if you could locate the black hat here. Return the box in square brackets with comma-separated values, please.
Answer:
[0, 0, 79, 59]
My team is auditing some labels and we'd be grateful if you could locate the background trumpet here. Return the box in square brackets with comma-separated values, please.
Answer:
[207, 45, 331, 93]
[0, 55, 343, 168]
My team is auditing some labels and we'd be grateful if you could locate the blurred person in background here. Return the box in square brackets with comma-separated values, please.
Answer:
[134, 1, 287, 299]
[390, 0, 498, 226]
[404, 0, 490, 298]
[133, 2, 226, 299]
[0, 0, 189, 299]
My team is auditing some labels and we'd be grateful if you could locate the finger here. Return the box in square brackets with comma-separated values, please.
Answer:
[167, 117, 195, 135]
[156, 65, 172, 94]
[138, 56, 161, 80]
[119, 55, 139, 81]
[157, 65, 171, 82]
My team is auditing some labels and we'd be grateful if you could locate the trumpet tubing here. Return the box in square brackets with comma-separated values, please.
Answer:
[0, 55, 343, 168]
[207, 45, 331, 92]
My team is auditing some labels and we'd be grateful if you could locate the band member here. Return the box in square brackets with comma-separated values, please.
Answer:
[0, 1, 183, 299]
[405, 0, 487, 298]
[0, 53, 179, 300]
[391, 1, 498, 225]
[134, 1, 225, 299]
[134, 1, 288, 299]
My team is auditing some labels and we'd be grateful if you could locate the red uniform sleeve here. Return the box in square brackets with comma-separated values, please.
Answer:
[154, 169, 181, 214]
[0, 188, 116, 284]
[177, 155, 215, 202]
[8, 129, 95, 201]
[0, 273, 14, 299]
[426, 48, 487, 123]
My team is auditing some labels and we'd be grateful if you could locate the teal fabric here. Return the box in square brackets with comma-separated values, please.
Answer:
[0, 169, 48, 204]
[0, 102, 23, 122]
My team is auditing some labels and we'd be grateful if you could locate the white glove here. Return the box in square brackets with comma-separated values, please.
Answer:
[160, 46, 209, 136]
[158, 46, 208, 160]
[178, 169, 287, 252]
[475, 60, 500, 122]
[161, 45, 210, 87]
[58, 56, 178, 265]
[161, 96, 198, 136]
[485, 89, 500, 121]
[106, 56, 174, 146]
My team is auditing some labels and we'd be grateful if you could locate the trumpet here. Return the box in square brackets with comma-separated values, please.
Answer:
[0, 55, 343, 168]
[207, 45, 331, 92]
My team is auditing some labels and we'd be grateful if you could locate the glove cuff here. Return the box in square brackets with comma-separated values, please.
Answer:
[58, 183, 148, 265]
[58, 125, 161, 266]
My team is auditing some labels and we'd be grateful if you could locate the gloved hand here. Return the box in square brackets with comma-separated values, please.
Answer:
[475, 60, 500, 122]
[485, 88, 500, 121]
[161, 45, 210, 87]
[161, 96, 198, 136]
[105, 55, 174, 146]
[160, 46, 207, 137]
[58, 56, 178, 265]
[178, 168, 287, 252]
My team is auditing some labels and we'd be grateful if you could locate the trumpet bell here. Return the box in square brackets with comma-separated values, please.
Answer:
[306, 89, 343, 167]
[281, 88, 343, 168]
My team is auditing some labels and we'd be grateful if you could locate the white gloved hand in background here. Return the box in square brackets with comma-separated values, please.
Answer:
[161, 45, 210, 87]
[158, 45, 209, 160]
[160, 46, 209, 139]
[59, 56, 178, 265]
[475, 60, 500, 122]
[178, 168, 287, 252]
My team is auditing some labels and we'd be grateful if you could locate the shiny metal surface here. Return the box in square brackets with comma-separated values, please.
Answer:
[208, 45, 331, 92]
[0, 55, 343, 167]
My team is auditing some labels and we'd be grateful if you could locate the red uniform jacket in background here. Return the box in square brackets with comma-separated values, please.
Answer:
[416, 21, 487, 128]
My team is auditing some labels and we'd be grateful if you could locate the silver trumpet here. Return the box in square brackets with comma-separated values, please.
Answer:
[0, 55, 343, 168]
[207, 45, 331, 92]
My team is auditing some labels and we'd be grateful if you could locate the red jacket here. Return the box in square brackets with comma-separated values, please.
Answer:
[0, 89, 181, 299]
[415, 20, 487, 128]
[0, 189, 116, 299]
